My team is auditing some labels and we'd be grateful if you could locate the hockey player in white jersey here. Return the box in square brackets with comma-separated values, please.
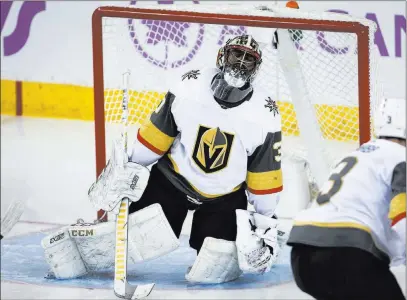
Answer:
[287, 97, 406, 300]
[41, 35, 286, 283]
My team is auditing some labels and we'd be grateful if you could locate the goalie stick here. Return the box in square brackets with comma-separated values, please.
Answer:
[1, 197, 26, 240]
[113, 71, 155, 299]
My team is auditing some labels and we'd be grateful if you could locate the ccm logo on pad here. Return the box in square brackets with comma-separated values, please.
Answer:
[70, 229, 94, 237]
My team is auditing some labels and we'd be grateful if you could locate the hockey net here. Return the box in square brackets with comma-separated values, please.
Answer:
[92, 3, 379, 219]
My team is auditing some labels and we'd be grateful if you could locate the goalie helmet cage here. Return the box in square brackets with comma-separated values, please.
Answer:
[92, 5, 376, 221]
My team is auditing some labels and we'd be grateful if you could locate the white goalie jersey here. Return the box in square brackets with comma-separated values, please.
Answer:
[130, 68, 283, 216]
[288, 139, 406, 264]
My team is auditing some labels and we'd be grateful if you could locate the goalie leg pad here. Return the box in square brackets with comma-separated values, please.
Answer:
[128, 203, 180, 262]
[185, 237, 242, 284]
[71, 203, 179, 270]
[41, 227, 88, 279]
[69, 221, 116, 271]
[42, 203, 179, 279]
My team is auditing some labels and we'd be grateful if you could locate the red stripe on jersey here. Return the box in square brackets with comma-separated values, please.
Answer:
[391, 212, 406, 226]
[248, 185, 283, 195]
[137, 129, 166, 156]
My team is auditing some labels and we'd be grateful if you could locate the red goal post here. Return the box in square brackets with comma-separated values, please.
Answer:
[92, 5, 375, 221]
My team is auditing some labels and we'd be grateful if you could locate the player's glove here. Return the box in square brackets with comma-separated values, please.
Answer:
[236, 210, 286, 274]
[88, 139, 150, 215]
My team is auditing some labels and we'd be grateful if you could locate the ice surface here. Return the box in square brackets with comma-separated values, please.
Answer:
[1, 116, 405, 299]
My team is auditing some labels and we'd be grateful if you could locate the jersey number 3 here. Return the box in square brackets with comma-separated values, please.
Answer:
[316, 156, 358, 205]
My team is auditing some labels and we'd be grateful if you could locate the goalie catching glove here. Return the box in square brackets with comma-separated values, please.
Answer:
[235, 209, 287, 274]
[88, 139, 150, 214]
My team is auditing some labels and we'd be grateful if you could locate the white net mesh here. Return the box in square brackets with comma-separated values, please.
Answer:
[99, 3, 379, 188]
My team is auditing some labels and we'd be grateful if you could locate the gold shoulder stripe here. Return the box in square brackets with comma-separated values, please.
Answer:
[389, 193, 406, 224]
[246, 169, 282, 195]
[138, 119, 174, 155]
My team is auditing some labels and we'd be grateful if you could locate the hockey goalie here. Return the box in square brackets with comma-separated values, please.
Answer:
[41, 34, 288, 283]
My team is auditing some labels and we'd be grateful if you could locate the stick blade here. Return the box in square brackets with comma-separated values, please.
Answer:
[114, 282, 155, 300]
[131, 283, 155, 299]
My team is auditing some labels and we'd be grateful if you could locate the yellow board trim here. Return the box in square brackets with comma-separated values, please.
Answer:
[293, 221, 372, 233]
[0, 80, 361, 142]
[0, 80, 16, 115]
[139, 119, 174, 153]
[246, 169, 283, 191]
[22, 81, 94, 120]
[389, 193, 406, 220]
[278, 101, 360, 141]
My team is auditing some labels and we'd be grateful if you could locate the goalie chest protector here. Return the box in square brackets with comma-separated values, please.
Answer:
[152, 68, 282, 201]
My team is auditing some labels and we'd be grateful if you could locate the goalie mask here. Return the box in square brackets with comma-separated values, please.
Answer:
[211, 35, 262, 104]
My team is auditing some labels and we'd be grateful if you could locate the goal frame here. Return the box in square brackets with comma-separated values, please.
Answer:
[92, 6, 372, 220]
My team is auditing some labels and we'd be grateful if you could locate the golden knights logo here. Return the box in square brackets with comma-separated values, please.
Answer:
[192, 125, 234, 173]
